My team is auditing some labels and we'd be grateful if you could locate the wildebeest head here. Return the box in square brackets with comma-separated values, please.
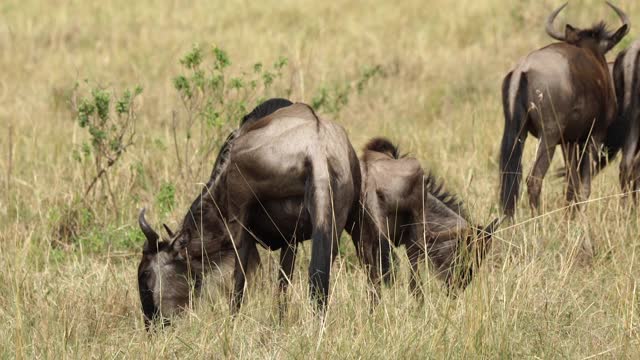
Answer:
[429, 216, 504, 292]
[545, 2, 629, 55]
[137, 208, 198, 329]
[450, 217, 503, 290]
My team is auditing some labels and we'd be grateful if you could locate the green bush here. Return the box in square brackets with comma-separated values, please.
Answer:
[73, 83, 143, 207]
[171, 44, 288, 179]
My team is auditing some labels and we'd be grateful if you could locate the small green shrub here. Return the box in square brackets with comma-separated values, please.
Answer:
[155, 182, 176, 217]
[171, 44, 288, 179]
[311, 64, 384, 117]
[54, 83, 143, 244]
[73, 82, 143, 209]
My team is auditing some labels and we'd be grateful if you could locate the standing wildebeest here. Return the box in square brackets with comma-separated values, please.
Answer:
[137, 99, 362, 327]
[358, 138, 502, 300]
[500, 2, 629, 216]
[612, 40, 640, 201]
[553, 61, 632, 178]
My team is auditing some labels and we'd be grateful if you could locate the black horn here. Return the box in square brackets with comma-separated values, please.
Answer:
[545, 2, 568, 41]
[139, 208, 159, 252]
[483, 216, 506, 235]
[163, 223, 175, 238]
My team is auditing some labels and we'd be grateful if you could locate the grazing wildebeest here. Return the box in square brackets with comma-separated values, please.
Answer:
[500, 2, 629, 216]
[612, 40, 640, 202]
[137, 98, 362, 327]
[358, 138, 502, 300]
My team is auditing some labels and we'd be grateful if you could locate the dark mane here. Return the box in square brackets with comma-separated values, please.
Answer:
[582, 21, 615, 40]
[241, 98, 293, 125]
[208, 98, 295, 186]
[364, 137, 401, 159]
[207, 130, 237, 187]
[424, 173, 468, 219]
[181, 188, 216, 234]
[183, 98, 295, 232]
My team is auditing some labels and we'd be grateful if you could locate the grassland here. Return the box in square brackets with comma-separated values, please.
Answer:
[1, 0, 640, 358]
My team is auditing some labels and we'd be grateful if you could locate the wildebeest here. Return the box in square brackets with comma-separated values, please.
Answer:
[137, 98, 362, 327]
[552, 61, 631, 177]
[612, 40, 640, 202]
[358, 138, 501, 300]
[500, 2, 629, 216]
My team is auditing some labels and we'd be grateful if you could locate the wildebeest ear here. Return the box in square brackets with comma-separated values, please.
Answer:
[564, 24, 579, 43]
[168, 229, 190, 255]
[607, 24, 629, 50]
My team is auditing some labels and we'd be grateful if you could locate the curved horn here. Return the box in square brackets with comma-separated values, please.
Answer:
[606, 1, 630, 37]
[139, 208, 159, 252]
[545, 3, 568, 41]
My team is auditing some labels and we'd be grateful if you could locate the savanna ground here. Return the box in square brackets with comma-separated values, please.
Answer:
[1, 0, 640, 358]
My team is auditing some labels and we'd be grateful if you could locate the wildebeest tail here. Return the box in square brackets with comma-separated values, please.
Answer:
[305, 151, 337, 310]
[499, 71, 527, 217]
[364, 137, 401, 159]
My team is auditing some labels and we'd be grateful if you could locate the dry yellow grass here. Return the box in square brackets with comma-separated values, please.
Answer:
[1, 0, 640, 358]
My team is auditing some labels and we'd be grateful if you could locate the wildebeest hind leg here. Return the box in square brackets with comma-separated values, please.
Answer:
[526, 137, 556, 215]
[563, 142, 580, 208]
[406, 243, 425, 302]
[576, 140, 598, 208]
[278, 243, 297, 322]
[631, 153, 640, 204]
[620, 109, 640, 196]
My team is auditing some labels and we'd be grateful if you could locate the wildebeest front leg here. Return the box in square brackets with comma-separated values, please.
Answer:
[278, 243, 297, 321]
[370, 223, 392, 306]
[366, 247, 383, 309]
[227, 179, 255, 314]
[361, 190, 394, 306]
[230, 234, 255, 314]
[633, 158, 640, 204]
[526, 137, 556, 214]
